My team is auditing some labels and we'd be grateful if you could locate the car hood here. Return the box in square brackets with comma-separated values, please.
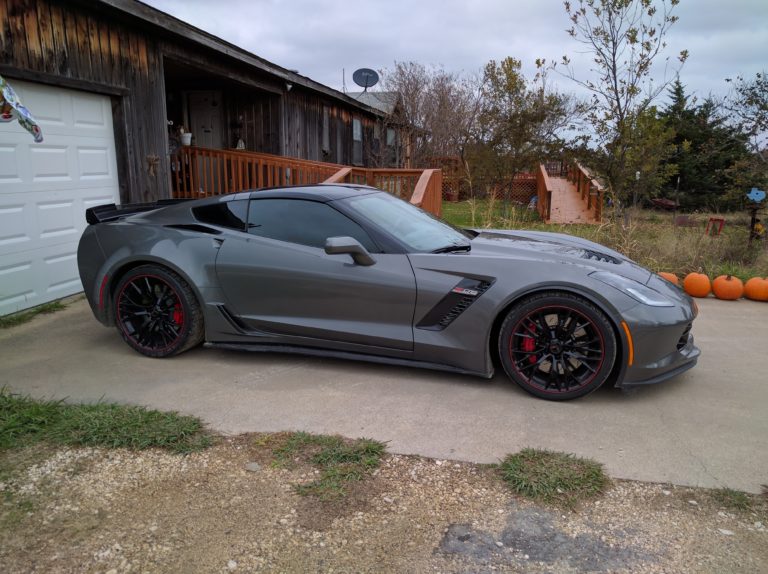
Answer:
[467, 229, 652, 284]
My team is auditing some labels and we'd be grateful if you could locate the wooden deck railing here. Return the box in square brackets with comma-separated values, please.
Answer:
[171, 147, 344, 199]
[536, 164, 553, 221]
[323, 167, 442, 216]
[170, 146, 442, 216]
[567, 161, 604, 221]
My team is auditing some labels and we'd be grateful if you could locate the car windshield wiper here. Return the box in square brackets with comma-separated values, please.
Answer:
[431, 243, 471, 254]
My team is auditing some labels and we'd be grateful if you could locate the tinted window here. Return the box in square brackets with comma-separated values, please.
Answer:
[340, 192, 471, 253]
[193, 200, 247, 230]
[247, 199, 378, 251]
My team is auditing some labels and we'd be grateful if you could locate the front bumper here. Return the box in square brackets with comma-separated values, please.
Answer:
[620, 332, 700, 386]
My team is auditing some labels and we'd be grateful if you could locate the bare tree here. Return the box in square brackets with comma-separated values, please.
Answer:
[726, 72, 768, 163]
[379, 62, 483, 167]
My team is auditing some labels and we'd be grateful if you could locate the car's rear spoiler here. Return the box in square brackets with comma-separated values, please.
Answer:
[85, 199, 190, 225]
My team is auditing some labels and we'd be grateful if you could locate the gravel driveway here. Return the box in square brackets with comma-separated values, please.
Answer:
[1, 438, 766, 574]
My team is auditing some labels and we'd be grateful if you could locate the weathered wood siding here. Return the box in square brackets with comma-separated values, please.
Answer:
[282, 88, 377, 165]
[0, 0, 382, 203]
[224, 90, 280, 155]
[1, 0, 167, 203]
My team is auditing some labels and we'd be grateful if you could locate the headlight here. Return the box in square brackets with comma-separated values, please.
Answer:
[590, 271, 674, 307]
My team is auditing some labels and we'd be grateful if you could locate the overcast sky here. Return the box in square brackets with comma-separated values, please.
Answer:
[144, 0, 767, 103]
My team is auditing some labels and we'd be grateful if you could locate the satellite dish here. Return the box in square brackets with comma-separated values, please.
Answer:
[352, 68, 379, 92]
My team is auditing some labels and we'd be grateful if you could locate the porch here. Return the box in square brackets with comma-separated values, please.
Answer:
[170, 146, 443, 216]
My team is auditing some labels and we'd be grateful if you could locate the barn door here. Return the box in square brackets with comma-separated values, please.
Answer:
[187, 91, 223, 149]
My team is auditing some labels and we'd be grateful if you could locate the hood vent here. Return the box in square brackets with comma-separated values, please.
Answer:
[579, 249, 621, 264]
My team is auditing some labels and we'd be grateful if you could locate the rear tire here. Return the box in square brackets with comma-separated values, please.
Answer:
[498, 292, 617, 400]
[113, 265, 204, 358]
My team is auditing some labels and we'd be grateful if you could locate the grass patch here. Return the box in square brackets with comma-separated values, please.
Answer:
[498, 448, 609, 509]
[442, 198, 541, 229]
[711, 487, 753, 512]
[0, 301, 66, 329]
[269, 432, 386, 499]
[0, 390, 211, 454]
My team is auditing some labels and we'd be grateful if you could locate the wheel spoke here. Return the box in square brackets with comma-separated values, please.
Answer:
[509, 304, 605, 394]
[118, 275, 184, 353]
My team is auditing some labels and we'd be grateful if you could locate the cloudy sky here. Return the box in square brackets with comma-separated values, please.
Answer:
[144, 0, 767, 102]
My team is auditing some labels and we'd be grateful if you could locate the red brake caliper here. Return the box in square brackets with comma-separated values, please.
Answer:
[522, 332, 537, 364]
[173, 304, 184, 326]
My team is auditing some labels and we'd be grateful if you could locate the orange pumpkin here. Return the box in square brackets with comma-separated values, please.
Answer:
[744, 277, 768, 302]
[712, 275, 744, 300]
[658, 272, 679, 285]
[683, 272, 711, 298]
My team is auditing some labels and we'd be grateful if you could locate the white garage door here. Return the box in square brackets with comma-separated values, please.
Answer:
[0, 80, 119, 316]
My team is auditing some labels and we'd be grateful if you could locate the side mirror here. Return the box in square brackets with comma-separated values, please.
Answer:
[324, 236, 376, 266]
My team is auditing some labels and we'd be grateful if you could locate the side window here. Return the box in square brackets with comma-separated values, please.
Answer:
[193, 200, 247, 230]
[352, 118, 363, 165]
[247, 199, 378, 252]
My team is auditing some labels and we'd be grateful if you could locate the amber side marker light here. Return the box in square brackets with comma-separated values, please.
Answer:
[620, 321, 634, 366]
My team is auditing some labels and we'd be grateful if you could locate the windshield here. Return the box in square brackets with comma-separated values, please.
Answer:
[339, 192, 472, 253]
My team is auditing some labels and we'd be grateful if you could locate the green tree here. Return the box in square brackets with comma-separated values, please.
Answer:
[560, 0, 688, 207]
[660, 79, 753, 210]
[466, 57, 577, 194]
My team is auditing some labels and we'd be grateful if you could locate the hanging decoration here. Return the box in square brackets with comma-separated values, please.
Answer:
[0, 74, 44, 143]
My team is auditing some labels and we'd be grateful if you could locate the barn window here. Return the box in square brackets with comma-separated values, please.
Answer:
[322, 106, 330, 154]
[352, 118, 363, 165]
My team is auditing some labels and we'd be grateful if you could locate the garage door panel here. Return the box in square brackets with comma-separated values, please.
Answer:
[17, 86, 66, 126]
[0, 252, 39, 310]
[0, 80, 119, 316]
[37, 199, 79, 240]
[72, 92, 109, 128]
[78, 145, 113, 180]
[0, 144, 23, 183]
[29, 144, 72, 182]
[42, 248, 80, 295]
[0, 201, 33, 249]
[0, 190, 113, 250]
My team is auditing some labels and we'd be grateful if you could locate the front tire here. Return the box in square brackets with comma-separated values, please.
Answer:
[498, 292, 617, 400]
[113, 265, 204, 358]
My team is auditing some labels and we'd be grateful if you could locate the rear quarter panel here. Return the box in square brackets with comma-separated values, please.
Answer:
[83, 221, 222, 326]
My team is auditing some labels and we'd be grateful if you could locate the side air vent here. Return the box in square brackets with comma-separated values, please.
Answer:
[417, 279, 493, 331]
[677, 323, 692, 351]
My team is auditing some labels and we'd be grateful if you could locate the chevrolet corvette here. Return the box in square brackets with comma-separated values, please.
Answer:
[77, 184, 700, 400]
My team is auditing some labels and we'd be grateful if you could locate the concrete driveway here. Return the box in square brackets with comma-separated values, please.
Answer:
[1, 296, 765, 493]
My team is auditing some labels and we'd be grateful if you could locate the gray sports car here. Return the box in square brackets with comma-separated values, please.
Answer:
[77, 184, 700, 400]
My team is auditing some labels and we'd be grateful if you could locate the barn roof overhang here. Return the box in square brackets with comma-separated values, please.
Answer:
[98, 0, 385, 118]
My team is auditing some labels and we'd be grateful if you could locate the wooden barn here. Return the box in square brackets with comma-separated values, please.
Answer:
[0, 0, 412, 316]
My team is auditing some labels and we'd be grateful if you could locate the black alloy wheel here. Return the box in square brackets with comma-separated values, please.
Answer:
[499, 292, 617, 400]
[113, 265, 204, 358]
